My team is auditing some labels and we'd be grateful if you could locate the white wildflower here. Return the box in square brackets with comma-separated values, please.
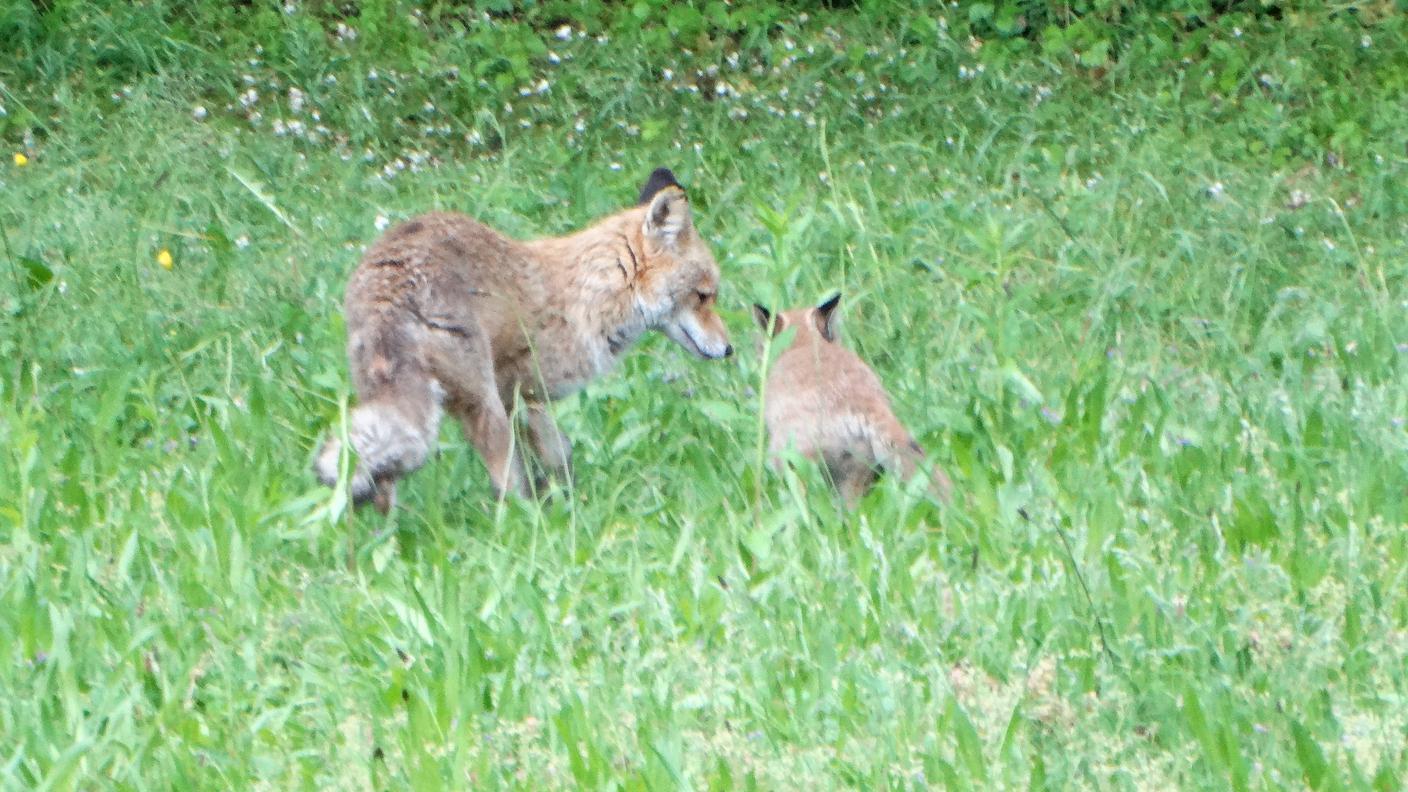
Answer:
[192, 105, 208, 121]
[374, 214, 390, 231]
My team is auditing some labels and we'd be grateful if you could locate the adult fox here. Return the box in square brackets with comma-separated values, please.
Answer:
[754, 294, 950, 505]
[316, 168, 732, 512]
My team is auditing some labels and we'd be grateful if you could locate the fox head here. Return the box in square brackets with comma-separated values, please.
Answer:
[633, 168, 733, 360]
[753, 292, 842, 347]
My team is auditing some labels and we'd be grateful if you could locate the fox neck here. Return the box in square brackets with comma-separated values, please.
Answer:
[531, 209, 660, 374]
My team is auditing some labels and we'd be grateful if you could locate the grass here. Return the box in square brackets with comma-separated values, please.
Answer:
[2, 1, 1407, 789]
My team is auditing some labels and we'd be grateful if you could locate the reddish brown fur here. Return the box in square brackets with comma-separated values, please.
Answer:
[316, 170, 731, 511]
[754, 295, 951, 506]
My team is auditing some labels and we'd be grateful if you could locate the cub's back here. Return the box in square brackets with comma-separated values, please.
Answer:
[765, 338, 901, 450]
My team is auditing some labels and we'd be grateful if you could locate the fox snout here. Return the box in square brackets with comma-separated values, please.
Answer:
[665, 306, 732, 359]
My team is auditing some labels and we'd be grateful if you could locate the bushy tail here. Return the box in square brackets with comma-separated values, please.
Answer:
[314, 400, 435, 507]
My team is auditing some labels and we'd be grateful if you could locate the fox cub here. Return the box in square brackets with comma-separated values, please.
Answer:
[315, 168, 733, 512]
[753, 293, 951, 505]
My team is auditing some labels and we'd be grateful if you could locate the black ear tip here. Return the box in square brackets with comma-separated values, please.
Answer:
[753, 303, 773, 329]
[638, 167, 683, 205]
[819, 291, 841, 311]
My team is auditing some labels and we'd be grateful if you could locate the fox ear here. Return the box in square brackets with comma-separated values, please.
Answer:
[638, 167, 681, 205]
[814, 292, 841, 341]
[643, 185, 692, 247]
[753, 303, 775, 334]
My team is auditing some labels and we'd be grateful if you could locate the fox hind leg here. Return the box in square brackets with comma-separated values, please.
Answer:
[371, 482, 395, 514]
[429, 331, 528, 500]
[525, 404, 573, 490]
[449, 393, 527, 499]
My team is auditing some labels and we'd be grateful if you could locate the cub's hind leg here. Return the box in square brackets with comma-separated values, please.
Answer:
[824, 449, 880, 508]
[878, 435, 953, 504]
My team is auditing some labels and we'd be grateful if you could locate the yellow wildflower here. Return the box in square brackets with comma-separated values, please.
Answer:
[157, 249, 173, 270]
[13, 153, 27, 167]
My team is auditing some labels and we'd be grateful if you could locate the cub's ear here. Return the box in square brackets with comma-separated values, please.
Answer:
[643, 185, 692, 248]
[814, 292, 841, 341]
[753, 303, 774, 333]
[638, 167, 681, 205]
[753, 304, 788, 337]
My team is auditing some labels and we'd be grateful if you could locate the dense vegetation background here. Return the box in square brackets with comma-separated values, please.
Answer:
[2, 0, 1406, 788]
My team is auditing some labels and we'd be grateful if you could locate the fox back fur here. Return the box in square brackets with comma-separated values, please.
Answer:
[753, 294, 951, 506]
[315, 168, 732, 512]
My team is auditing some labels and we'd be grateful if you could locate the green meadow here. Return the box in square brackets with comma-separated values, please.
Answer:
[2, 1, 1406, 788]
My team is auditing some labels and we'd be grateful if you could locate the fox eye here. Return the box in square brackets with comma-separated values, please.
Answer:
[695, 290, 713, 305]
